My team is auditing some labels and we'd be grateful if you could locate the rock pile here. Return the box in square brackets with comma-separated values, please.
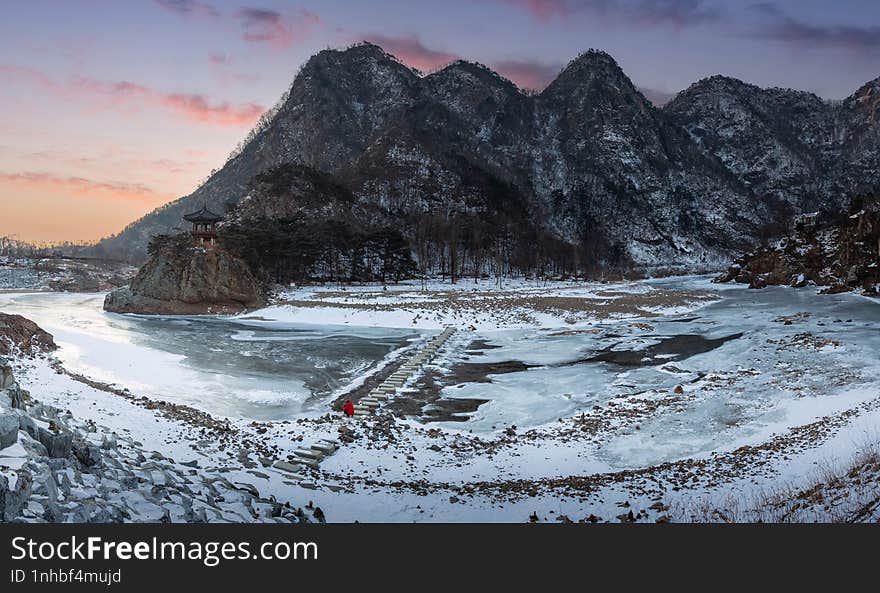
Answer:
[0, 356, 310, 523]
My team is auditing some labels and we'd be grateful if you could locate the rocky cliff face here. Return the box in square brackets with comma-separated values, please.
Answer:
[103, 235, 264, 315]
[715, 197, 880, 294]
[92, 43, 880, 271]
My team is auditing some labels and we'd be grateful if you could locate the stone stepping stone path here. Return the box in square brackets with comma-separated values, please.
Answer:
[271, 327, 457, 473]
[273, 438, 339, 472]
[353, 327, 457, 418]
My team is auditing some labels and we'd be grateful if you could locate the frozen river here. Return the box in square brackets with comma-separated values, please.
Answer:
[0, 292, 420, 420]
[1, 278, 879, 470]
[440, 277, 880, 467]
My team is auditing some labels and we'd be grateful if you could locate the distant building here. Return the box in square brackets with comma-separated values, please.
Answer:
[183, 205, 223, 246]
[794, 212, 819, 232]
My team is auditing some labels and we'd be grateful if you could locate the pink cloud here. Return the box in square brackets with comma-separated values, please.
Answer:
[160, 92, 264, 125]
[235, 7, 320, 49]
[0, 172, 169, 205]
[498, 0, 718, 28]
[70, 78, 265, 126]
[364, 34, 458, 72]
[0, 65, 265, 127]
[499, 0, 570, 21]
[0, 64, 63, 92]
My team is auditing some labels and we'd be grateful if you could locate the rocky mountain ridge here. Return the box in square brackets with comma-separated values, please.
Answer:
[91, 44, 880, 274]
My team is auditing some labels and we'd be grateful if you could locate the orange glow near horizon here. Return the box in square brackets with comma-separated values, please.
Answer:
[0, 176, 173, 244]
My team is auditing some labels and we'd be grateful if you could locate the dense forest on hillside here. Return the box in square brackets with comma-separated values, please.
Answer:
[209, 164, 631, 285]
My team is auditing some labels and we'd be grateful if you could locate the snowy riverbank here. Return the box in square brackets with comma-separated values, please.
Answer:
[2, 277, 879, 522]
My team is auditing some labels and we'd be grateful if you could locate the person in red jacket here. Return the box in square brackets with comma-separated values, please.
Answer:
[343, 400, 355, 417]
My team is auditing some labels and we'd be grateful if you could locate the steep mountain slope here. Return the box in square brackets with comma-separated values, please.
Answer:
[95, 44, 421, 262]
[533, 51, 758, 266]
[840, 77, 880, 195]
[91, 43, 880, 273]
[664, 75, 880, 215]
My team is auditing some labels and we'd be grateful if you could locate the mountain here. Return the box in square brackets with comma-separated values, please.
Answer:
[91, 43, 880, 275]
[664, 75, 880, 214]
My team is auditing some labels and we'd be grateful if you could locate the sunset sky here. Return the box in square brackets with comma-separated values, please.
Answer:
[1, 0, 879, 243]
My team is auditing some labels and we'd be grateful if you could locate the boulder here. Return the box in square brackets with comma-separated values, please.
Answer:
[38, 428, 73, 459]
[749, 274, 769, 289]
[104, 236, 264, 315]
[18, 416, 72, 459]
[713, 264, 741, 283]
[72, 438, 102, 467]
[822, 283, 853, 295]
[0, 471, 33, 522]
[733, 270, 752, 284]
[0, 359, 14, 389]
[5, 385, 26, 409]
[0, 315, 57, 356]
[0, 413, 19, 450]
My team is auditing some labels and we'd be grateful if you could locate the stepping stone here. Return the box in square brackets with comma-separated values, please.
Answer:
[273, 460, 303, 473]
[297, 458, 321, 469]
[371, 393, 388, 401]
[318, 438, 339, 445]
[294, 449, 323, 460]
[311, 443, 337, 454]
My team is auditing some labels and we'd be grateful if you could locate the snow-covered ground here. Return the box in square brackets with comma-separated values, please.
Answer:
[253, 276, 714, 331]
[2, 276, 879, 522]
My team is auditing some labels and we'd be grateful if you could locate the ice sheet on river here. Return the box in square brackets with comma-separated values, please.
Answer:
[0, 292, 419, 420]
[431, 279, 880, 470]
